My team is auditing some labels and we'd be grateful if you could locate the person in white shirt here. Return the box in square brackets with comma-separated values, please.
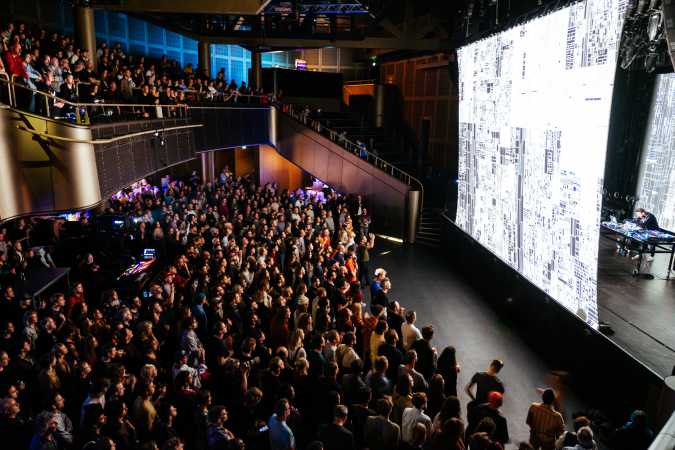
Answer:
[335, 332, 360, 371]
[401, 310, 423, 350]
[401, 392, 432, 443]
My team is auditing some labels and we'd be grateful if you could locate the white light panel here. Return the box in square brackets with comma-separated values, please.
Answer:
[635, 74, 675, 231]
[456, 0, 627, 328]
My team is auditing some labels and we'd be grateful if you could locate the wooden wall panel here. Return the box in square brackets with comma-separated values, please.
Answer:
[381, 53, 458, 171]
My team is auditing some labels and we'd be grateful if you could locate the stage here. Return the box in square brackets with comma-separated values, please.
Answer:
[597, 238, 675, 377]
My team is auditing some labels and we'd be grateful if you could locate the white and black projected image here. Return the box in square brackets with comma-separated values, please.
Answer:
[456, 0, 627, 328]
[635, 74, 675, 231]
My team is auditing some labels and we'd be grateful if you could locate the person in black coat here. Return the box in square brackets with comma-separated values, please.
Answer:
[410, 325, 436, 381]
[318, 405, 354, 450]
[635, 208, 659, 230]
[377, 330, 403, 381]
[465, 391, 509, 446]
[436, 346, 459, 397]
[58, 72, 78, 116]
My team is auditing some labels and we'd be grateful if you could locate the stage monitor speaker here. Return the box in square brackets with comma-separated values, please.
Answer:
[666, 0, 675, 70]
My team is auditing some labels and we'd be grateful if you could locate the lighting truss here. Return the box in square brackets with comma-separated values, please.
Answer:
[265, 2, 369, 15]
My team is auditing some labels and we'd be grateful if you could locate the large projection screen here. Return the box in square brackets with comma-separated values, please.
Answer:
[456, 0, 626, 328]
[635, 74, 675, 231]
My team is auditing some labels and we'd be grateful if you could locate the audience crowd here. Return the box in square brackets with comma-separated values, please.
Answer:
[0, 168, 656, 450]
[1, 21, 270, 122]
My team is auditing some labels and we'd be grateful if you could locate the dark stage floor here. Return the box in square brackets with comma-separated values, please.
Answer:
[371, 241, 588, 448]
[597, 238, 675, 378]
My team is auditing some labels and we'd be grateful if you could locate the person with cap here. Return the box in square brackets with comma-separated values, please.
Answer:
[562, 426, 597, 450]
[466, 391, 509, 446]
[526, 388, 565, 450]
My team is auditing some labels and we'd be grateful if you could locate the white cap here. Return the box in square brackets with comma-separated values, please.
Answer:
[374, 268, 386, 277]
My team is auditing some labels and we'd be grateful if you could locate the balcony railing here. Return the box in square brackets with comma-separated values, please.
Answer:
[0, 76, 271, 125]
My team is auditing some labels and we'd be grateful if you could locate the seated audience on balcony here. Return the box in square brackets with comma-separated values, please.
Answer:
[1, 21, 272, 122]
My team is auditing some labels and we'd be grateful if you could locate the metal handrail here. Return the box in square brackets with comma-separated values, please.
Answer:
[0, 73, 11, 106]
[281, 105, 425, 195]
[77, 81, 271, 103]
[15, 123, 204, 144]
[2, 78, 273, 110]
[3, 78, 190, 108]
[0, 78, 275, 125]
[343, 79, 376, 85]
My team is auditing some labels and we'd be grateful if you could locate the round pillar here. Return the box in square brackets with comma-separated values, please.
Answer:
[74, 4, 97, 72]
[198, 41, 211, 79]
[252, 51, 263, 91]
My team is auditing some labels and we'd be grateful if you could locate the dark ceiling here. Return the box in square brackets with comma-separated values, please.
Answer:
[89, 0, 550, 53]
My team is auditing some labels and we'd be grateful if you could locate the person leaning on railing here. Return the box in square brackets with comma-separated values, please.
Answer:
[34, 70, 57, 117]
[57, 72, 79, 118]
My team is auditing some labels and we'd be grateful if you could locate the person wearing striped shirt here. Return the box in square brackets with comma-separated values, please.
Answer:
[526, 388, 565, 450]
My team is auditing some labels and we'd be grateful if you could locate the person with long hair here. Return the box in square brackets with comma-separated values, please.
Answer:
[437, 346, 460, 397]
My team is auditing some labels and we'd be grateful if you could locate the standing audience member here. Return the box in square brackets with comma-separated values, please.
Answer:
[466, 391, 509, 446]
[318, 405, 354, 450]
[526, 389, 565, 450]
[401, 393, 432, 444]
[610, 410, 654, 450]
[562, 426, 597, 450]
[401, 310, 422, 350]
[555, 416, 593, 449]
[364, 398, 401, 450]
[269, 398, 295, 450]
[410, 325, 436, 381]
[466, 359, 505, 409]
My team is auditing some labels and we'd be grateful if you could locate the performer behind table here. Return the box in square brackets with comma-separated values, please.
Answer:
[635, 208, 659, 230]
[632, 208, 659, 262]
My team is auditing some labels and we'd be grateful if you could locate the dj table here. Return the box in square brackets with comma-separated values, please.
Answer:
[600, 222, 675, 278]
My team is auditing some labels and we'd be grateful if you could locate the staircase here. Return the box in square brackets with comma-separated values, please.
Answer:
[416, 208, 442, 247]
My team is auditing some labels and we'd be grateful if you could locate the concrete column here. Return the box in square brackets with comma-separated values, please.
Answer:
[74, 4, 97, 72]
[406, 190, 421, 244]
[200, 151, 215, 183]
[268, 106, 277, 148]
[374, 83, 385, 128]
[251, 51, 263, 91]
[198, 41, 211, 78]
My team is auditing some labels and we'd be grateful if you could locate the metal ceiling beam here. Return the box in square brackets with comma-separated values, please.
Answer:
[201, 34, 448, 50]
[143, 14, 447, 51]
[94, 0, 272, 16]
[265, 3, 370, 15]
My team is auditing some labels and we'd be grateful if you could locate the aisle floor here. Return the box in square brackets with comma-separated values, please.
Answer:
[370, 241, 588, 448]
